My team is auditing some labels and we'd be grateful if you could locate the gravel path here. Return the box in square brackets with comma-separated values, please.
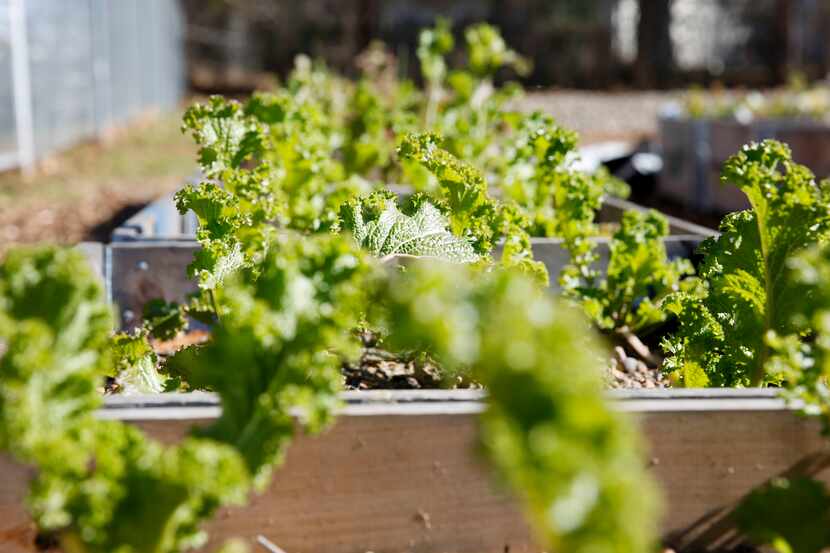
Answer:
[520, 90, 678, 144]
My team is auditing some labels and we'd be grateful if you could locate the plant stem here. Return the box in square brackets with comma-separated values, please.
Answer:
[425, 85, 438, 128]
[209, 289, 221, 324]
[752, 205, 773, 387]
[617, 327, 660, 367]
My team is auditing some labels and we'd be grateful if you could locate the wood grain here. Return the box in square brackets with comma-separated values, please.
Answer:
[1, 393, 828, 552]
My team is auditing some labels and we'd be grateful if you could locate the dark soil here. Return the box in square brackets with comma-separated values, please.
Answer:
[148, 329, 666, 391]
[343, 347, 447, 390]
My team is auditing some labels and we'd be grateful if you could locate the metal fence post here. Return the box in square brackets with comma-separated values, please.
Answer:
[9, 0, 34, 175]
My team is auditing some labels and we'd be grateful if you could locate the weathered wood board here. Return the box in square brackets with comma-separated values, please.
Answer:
[0, 390, 827, 553]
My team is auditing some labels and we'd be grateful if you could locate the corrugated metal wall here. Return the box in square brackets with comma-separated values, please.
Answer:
[0, 0, 185, 172]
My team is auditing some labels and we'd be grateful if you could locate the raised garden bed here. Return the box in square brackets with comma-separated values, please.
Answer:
[69, 236, 696, 391]
[0, 389, 825, 553]
[42, 237, 827, 553]
[8, 22, 830, 553]
[659, 105, 830, 213]
[85, 187, 718, 392]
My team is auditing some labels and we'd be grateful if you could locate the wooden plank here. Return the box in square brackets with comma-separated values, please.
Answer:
[208, 411, 532, 553]
[646, 409, 827, 551]
[1, 390, 829, 552]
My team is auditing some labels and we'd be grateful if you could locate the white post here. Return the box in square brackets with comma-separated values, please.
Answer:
[149, 0, 161, 107]
[132, 0, 142, 116]
[9, 0, 34, 175]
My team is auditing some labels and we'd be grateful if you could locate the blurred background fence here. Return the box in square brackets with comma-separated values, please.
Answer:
[0, 0, 185, 173]
[183, 0, 830, 92]
[1, 0, 828, 175]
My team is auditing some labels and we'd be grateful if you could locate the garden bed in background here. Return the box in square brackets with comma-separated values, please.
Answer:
[659, 107, 830, 214]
